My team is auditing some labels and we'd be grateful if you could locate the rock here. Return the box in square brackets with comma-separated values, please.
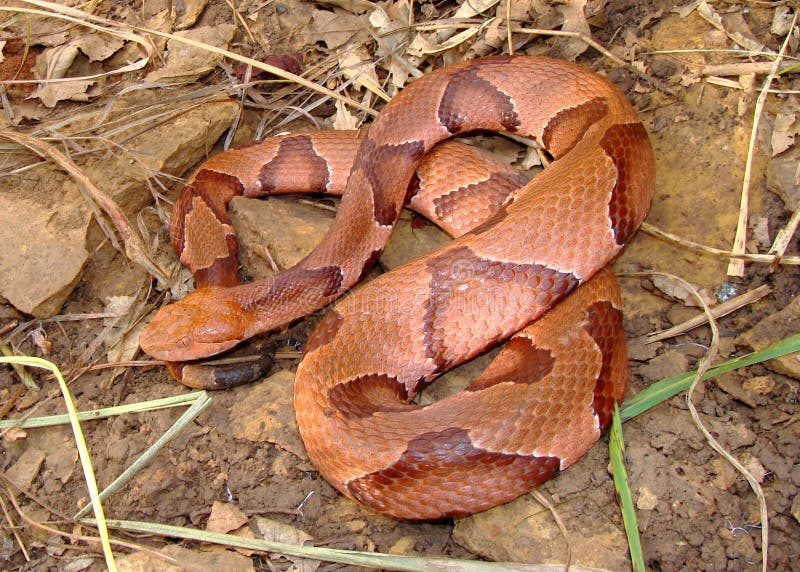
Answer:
[635, 349, 689, 382]
[228, 370, 307, 461]
[714, 372, 758, 407]
[0, 170, 90, 317]
[379, 214, 450, 269]
[1, 99, 237, 317]
[6, 447, 46, 488]
[453, 495, 629, 569]
[737, 294, 800, 380]
[229, 197, 451, 280]
[229, 197, 334, 279]
[206, 500, 248, 534]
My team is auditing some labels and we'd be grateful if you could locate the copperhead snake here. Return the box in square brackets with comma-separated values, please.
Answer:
[140, 55, 655, 520]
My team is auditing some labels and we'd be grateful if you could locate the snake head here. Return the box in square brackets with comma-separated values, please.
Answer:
[139, 287, 247, 362]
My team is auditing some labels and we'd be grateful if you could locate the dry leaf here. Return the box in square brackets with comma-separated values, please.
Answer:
[771, 5, 795, 36]
[145, 24, 237, 84]
[369, 3, 416, 90]
[651, 276, 716, 307]
[433, 0, 499, 44]
[32, 43, 92, 107]
[333, 98, 361, 130]
[409, 27, 481, 56]
[207, 501, 249, 534]
[254, 516, 313, 546]
[105, 295, 147, 364]
[310, 10, 362, 50]
[467, 18, 507, 59]
[338, 48, 388, 100]
[178, 0, 210, 29]
[553, 0, 590, 61]
[73, 33, 125, 62]
[771, 111, 797, 156]
[697, 1, 766, 53]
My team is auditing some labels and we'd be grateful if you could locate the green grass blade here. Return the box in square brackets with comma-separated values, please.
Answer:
[620, 333, 800, 421]
[609, 404, 644, 572]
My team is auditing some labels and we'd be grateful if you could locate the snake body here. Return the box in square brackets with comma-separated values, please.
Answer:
[140, 55, 655, 519]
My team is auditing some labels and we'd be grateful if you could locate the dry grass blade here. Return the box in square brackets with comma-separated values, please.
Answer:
[629, 271, 769, 572]
[701, 61, 799, 76]
[726, 12, 798, 277]
[0, 494, 29, 562]
[81, 517, 616, 572]
[0, 356, 116, 570]
[0, 129, 169, 286]
[641, 222, 800, 265]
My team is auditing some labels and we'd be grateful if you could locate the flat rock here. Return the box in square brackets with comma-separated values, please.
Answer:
[229, 196, 451, 280]
[229, 197, 335, 279]
[0, 170, 90, 317]
[737, 293, 800, 380]
[453, 494, 629, 570]
[2, 99, 237, 317]
[228, 370, 308, 461]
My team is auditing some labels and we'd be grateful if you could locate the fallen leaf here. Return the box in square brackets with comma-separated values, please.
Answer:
[104, 295, 147, 364]
[311, 10, 363, 50]
[651, 275, 716, 307]
[553, 0, 590, 61]
[145, 24, 237, 84]
[207, 500, 249, 534]
[32, 43, 96, 107]
[333, 98, 361, 130]
[771, 111, 797, 156]
[338, 48, 388, 100]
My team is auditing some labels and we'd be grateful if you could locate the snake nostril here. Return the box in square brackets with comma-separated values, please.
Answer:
[177, 336, 191, 348]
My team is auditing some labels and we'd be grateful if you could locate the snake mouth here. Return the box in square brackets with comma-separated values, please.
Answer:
[141, 332, 243, 362]
[139, 288, 247, 362]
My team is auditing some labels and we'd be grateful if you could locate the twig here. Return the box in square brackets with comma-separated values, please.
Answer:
[767, 197, 800, 272]
[530, 491, 572, 569]
[701, 61, 798, 76]
[642, 284, 771, 344]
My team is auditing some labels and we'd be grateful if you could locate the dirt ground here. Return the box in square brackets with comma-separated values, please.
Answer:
[1, 0, 799, 571]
